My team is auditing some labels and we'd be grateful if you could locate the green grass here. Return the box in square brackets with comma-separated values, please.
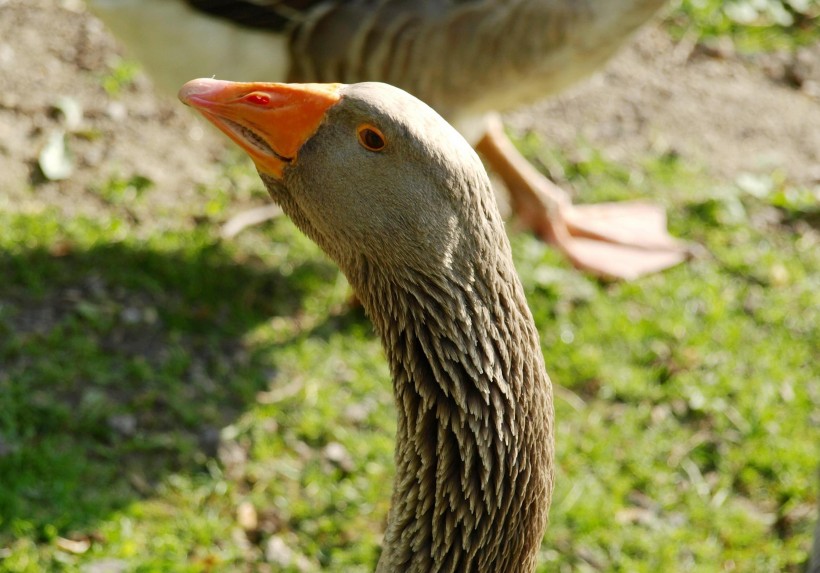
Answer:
[1, 138, 817, 571]
[672, 0, 820, 51]
[2, 5, 819, 572]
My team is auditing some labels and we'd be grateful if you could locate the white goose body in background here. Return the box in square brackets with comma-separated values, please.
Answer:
[89, 0, 688, 280]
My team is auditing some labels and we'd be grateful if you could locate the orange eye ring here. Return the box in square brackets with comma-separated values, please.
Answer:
[357, 124, 387, 152]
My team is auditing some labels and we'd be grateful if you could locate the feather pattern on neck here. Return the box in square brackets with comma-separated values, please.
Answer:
[348, 240, 553, 573]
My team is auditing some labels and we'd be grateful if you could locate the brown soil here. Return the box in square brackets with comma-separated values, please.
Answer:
[1, 0, 818, 224]
[510, 25, 820, 187]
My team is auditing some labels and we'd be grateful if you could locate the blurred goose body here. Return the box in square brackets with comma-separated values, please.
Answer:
[91, 0, 689, 280]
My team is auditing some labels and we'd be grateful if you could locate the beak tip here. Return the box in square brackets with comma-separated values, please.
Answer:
[178, 78, 229, 105]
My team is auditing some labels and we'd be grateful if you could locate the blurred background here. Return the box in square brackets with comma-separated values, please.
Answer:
[0, 0, 818, 571]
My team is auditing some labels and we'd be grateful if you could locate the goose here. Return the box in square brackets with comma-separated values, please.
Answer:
[179, 77, 554, 571]
[89, 0, 688, 280]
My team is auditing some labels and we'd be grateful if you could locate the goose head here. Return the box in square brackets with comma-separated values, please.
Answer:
[178, 79, 503, 292]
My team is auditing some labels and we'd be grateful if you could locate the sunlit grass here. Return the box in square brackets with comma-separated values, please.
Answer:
[671, 0, 820, 52]
[1, 3, 819, 571]
[1, 133, 817, 570]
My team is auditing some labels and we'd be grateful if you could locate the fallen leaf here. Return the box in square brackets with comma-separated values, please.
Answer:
[39, 130, 73, 181]
[56, 536, 90, 554]
[53, 96, 83, 130]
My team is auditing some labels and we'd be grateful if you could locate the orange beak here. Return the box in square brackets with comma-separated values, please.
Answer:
[178, 78, 342, 177]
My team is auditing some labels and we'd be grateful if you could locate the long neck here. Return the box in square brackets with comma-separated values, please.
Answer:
[350, 250, 554, 572]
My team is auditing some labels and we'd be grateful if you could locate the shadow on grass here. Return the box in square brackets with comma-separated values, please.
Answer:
[0, 240, 344, 540]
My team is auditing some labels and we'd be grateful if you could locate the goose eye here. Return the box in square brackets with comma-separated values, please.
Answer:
[357, 125, 386, 152]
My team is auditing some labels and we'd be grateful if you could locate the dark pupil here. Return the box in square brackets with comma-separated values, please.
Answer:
[362, 129, 384, 150]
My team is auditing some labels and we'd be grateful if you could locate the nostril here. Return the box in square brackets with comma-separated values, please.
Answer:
[244, 93, 271, 106]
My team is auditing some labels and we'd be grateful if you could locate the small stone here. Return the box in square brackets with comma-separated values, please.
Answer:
[769, 263, 789, 286]
[60, 0, 85, 13]
[802, 80, 820, 100]
[106, 101, 127, 122]
[237, 501, 258, 532]
[81, 559, 128, 573]
[107, 414, 137, 437]
[120, 307, 141, 324]
[343, 403, 369, 424]
[322, 442, 354, 472]
[0, 44, 14, 67]
[265, 535, 294, 566]
[264, 535, 313, 571]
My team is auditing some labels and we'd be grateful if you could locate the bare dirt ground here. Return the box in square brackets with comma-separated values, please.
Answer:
[511, 25, 820, 188]
[0, 0, 818, 221]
